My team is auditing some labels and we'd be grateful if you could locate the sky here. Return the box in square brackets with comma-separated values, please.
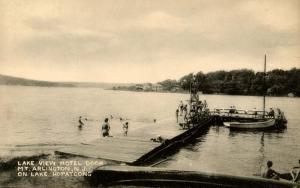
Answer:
[0, 0, 299, 83]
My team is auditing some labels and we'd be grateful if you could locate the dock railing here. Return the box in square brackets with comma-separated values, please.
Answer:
[210, 108, 275, 119]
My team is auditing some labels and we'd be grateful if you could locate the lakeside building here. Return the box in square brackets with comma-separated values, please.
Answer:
[134, 83, 163, 92]
[153, 84, 163, 91]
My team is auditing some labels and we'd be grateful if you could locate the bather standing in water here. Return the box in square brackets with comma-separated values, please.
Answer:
[78, 116, 84, 128]
[101, 118, 110, 137]
[123, 122, 129, 136]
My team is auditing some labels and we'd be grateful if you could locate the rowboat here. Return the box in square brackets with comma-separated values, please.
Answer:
[90, 165, 299, 188]
[223, 118, 275, 129]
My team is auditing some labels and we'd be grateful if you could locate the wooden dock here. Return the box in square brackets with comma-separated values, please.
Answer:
[55, 137, 160, 163]
[55, 118, 185, 164]
[55, 117, 212, 165]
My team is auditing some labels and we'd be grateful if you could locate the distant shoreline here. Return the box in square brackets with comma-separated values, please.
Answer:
[0, 83, 297, 98]
[1, 72, 298, 98]
[0, 74, 132, 89]
[109, 88, 298, 98]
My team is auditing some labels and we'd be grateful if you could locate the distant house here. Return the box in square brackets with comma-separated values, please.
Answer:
[142, 83, 153, 91]
[170, 85, 180, 92]
[135, 84, 143, 91]
[134, 83, 164, 92]
[152, 84, 163, 91]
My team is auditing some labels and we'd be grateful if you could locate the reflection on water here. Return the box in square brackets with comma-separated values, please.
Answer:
[257, 133, 265, 175]
[181, 127, 210, 152]
[160, 118, 298, 176]
[0, 86, 299, 177]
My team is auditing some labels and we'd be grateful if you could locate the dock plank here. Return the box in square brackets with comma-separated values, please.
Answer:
[55, 117, 184, 163]
[57, 138, 160, 163]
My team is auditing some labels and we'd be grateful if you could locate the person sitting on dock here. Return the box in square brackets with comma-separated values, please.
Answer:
[150, 135, 165, 143]
[268, 108, 275, 118]
[229, 106, 236, 114]
[203, 100, 208, 109]
[179, 101, 184, 115]
[262, 161, 280, 180]
[101, 118, 111, 137]
[123, 122, 129, 136]
[183, 105, 188, 121]
[198, 101, 203, 112]
[290, 159, 300, 182]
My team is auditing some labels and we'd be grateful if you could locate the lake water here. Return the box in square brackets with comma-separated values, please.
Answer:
[0, 86, 299, 186]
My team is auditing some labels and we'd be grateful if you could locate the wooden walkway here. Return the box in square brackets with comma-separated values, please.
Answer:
[55, 117, 185, 163]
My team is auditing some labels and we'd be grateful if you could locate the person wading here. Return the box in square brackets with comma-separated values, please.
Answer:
[123, 122, 129, 136]
[101, 118, 110, 137]
[78, 116, 84, 129]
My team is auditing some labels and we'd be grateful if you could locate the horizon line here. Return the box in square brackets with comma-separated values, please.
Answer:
[1, 66, 299, 84]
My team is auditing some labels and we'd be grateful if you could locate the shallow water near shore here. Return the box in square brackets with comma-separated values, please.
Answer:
[0, 85, 299, 187]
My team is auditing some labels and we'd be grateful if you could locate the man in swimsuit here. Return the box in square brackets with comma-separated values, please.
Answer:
[101, 118, 110, 137]
[262, 161, 280, 180]
[78, 116, 84, 128]
[123, 122, 129, 136]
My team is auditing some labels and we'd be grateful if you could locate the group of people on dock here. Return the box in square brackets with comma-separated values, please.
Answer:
[262, 160, 300, 183]
[176, 99, 209, 129]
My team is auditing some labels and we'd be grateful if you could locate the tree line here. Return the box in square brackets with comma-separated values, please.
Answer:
[158, 68, 300, 96]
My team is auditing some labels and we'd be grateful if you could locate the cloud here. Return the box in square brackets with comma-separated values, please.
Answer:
[1, 0, 299, 82]
[238, 0, 300, 31]
[18, 10, 299, 71]
[25, 18, 63, 32]
[19, 18, 120, 64]
[138, 11, 186, 31]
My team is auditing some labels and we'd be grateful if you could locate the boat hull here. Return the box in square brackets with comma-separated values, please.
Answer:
[224, 119, 275, 129]
[90, 165, 299, 188]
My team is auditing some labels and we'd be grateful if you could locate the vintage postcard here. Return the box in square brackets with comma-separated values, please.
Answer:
[0, 0, 299, 187]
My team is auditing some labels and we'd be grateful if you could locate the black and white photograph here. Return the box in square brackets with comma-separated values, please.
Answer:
[0, 0, 299, 187]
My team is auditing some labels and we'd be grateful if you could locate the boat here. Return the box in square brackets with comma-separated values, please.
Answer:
[224, 118, 275, 129]
[223, 55, 286, 130]
[90, 165, 299, 188]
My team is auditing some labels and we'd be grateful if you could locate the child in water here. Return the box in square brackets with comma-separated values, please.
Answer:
[78, 116, 84, 128]
[123, 122, 129, 136]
